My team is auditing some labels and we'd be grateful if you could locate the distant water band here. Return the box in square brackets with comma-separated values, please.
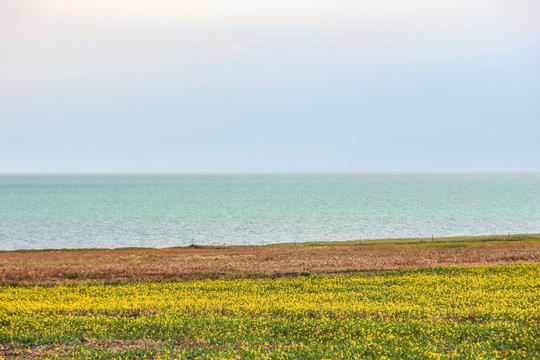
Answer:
[1, 173, 539, 250]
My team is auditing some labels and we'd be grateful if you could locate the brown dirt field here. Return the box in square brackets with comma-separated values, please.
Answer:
[0, 339, 168, 359]
[0, 338, 302, 359]
[1, 235, 539, 285]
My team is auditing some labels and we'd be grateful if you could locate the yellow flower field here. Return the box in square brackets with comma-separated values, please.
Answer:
[0, 264, 538, 359]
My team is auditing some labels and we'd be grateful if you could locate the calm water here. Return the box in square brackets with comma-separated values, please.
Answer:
[1, 172, 539, 250]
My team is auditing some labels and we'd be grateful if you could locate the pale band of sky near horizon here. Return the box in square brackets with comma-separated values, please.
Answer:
[1, 0, 539, 172]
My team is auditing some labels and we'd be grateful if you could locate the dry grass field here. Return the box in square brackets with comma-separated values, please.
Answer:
[1, 234, 539, 285]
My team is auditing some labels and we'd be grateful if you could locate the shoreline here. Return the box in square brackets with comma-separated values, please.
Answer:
[2, 233, 539, 253]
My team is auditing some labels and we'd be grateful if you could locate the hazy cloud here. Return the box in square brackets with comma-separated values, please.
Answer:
[1, 0, 539, 171]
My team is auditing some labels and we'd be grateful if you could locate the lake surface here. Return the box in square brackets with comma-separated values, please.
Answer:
[1, 172, 539, 250]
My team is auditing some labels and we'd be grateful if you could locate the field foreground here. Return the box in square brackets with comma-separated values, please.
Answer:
[1, 235, 539, 359]
[0, 264, 539, 359]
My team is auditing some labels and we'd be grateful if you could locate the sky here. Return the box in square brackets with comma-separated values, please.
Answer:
[1, 0, 539, 172]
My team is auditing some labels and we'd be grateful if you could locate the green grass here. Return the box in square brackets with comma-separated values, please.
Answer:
[259, 233, 540, 248]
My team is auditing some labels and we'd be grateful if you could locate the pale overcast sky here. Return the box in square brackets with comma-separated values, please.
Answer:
[1, 0, 539, 172]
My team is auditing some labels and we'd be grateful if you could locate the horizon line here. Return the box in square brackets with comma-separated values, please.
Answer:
[1, 170, 540, 175]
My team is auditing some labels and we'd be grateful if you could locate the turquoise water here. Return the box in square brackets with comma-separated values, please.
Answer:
[0, 172, 539, 250]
